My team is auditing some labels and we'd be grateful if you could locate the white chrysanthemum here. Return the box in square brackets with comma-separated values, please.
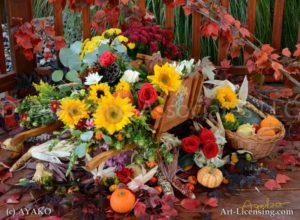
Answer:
[84, 72, 103, 86]
[121, 69, 140, 84]
[171, 59, 195, 76]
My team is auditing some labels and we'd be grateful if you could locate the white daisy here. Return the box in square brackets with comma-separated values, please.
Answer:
[121, 69, 140, 84]
[84, 72, 103, 86]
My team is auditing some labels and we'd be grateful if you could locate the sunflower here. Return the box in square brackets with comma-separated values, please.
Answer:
[57, 99, 89, 128]
[224, 112, 236, 123]
[148, 63, 182, 95]
[94, 95, 134, 134]
[116, 80, 131, 92]
[88, 83, 111, 103]
[216, 86, 238, 109]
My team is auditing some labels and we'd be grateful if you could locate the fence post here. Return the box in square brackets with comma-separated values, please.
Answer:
[217, 0, 229, 64]
[165, 4, 174, 30]
[191, 12, 201, 60]
[6, 0, 34, 74]
[82, 5, 91, 40]
[272, 0, 285, 50]
[138, 0, 146, 17]
[0, 17, 6, 74]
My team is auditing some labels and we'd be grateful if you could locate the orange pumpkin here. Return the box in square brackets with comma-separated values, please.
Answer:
[113, 90, 134, 103]
[110, 189, 136, 213]
[197, 166, 223, 188]
[257, 127, 276, 137]
[260, 115, 281, 129]
[151, 105, 164, 120]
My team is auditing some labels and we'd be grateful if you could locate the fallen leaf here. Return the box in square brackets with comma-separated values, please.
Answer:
[281, 153, 299, 166]
[220, 59, 231, 69]
[0, 171, 13, 182]
[264, 179, 281, 190]
[134, 201, 146, 217]
[5, 193, 21, 204]
[276, 174, 291, 184]
[180, 198, 201, 210]
[203, 197, 218, 208]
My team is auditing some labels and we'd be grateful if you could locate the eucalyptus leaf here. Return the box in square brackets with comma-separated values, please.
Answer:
[70, 41, 82, 55]
[83, 52, 98, 65]
[66, 70, 80, 82]
[52, 70, 64, 82]
[97, 44, 113, 56]
[75, 143, 87, 158]
[80, 131, 94, 142]
[68, 53, 82, 71]
[59, 48, 73, 67]
[102, 134, 112, 145]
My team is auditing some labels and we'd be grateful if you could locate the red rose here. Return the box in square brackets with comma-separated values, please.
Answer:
[98, 51, 117, 67]
[116, 167, 134, 184]
[138, 83, 158, 109]
[181, 135, 201, 153]
[50, 100, 59, 112]
[198, 128, 215, 144]
[202, 141, 219, 159]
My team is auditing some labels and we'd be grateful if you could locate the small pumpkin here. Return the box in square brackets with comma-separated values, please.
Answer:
[197, 166, 223, 188]
[110, 188, 136, 213]
[257, 127, 276, 137]
[151, 105, 164, 120]
[113, 90, 134, 103]
[260, 115, 281, 129]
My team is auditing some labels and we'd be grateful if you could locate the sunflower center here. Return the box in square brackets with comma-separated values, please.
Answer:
[97, 90, 104, 98]
[224, 95, 231, 102]
[105, 106, 123, 123]
[159, 73, 170, 85]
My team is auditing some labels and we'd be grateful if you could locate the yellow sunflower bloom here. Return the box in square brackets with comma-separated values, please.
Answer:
[94, 95, 134, 134]
[116, 80, 131, 92]
[57, 99, 89, 128]
[224, 112, 236, 123]
[216, 86, 238, 109]
[148, 62, 182, 95]
[88, 83, 111, 103]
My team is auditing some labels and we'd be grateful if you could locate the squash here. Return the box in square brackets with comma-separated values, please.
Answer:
[110, 189, 136, 213]
[232, 108, 261, 125]
[197, 166, 223, 188]
[260, 115, 281, 129]
[257, 127, 276, 137]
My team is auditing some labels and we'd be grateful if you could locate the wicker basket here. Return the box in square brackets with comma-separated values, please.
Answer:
[226, 122, 285, 159]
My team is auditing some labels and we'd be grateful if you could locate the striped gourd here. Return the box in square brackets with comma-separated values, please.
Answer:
[197, 166, 223, 188]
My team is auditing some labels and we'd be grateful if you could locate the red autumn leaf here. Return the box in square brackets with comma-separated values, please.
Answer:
[239, 27, 250, 38]
[274, 69, 283, 81]
[276, 174, 291, 184]
[203, 197, 218, 208]
[281, 152, 299, 166]
[271, 61, 283, 71]
[220, 59, 231, 69]
[234, 20, 241, 29]
[293, 44, 300, 57]
[44, 26, 55, 37]
[223, 13, 235, 24]
[261, 44, 274, 54]
[0, 171, 13, 182]
[230, 47, 241, 58]
[44, 51, 53, 60]
[264, 179, 281, 190]
[94, 0, 109, 7]
[255, 52, 268, 67]
[55, 36, 66, 50]
[282, 48, 291, 57]
[5, 193, 21, 204]
[271, 53, 280, 60]
[246, 59, 256, 73]
[34, 41, 43, 53]
[174, 0, 186, 6]
[202, 22, 219, 40]
[134, 202, 146, 217]
[182, 5, 192, 16]
[23, 49, 34, 61]
[180, 198, 201, 210]
[121, 0, 128, 4]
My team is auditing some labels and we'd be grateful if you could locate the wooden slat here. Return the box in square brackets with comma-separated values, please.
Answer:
[138, 0, 146, 17]
[298, 22, 300, 44]
[0, 72, 16, 93]
[272, 0, 285, 50]
[82, 5, 91, 40]
[6, 0, 34, 74]
[165, 4, 174, 30]
[53, 0, 64, 37]
[0, 17, 6, 74]
[246, 0, 257, 34]
[217, 0, 230, 64]
[191, 12, 201, 60]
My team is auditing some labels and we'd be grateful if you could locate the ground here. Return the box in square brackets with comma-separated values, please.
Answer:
[0, 132, 299, 220]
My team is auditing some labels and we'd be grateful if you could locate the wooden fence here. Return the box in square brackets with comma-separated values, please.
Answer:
[0, 0, 300, 93]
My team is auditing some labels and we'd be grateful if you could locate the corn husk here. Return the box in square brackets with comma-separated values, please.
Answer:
[32, 162, 53, 184]
[127, 166, 158, 191]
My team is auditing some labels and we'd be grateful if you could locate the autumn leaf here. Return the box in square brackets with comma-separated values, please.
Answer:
[121, 0, 128, 4]
[203, 197, 218, 208]
[276, 174, 291, 184]
[182, 5, 192, 16]
[293, 44, 300, 57]
[220, 59, 231, 69]
[281, 153, 299, 166]
[134, 201, 146, 217]
[5, 193, 21, 204]
[282, 48, 291, 57]
[264, 179, 281, 190]
[246, 59, 256, 73]
[55, 36, 66, 50]
[174, 0, 186, 6]
[180, 198, 201, 210]
[201, 22, 219, 40]
[239, 27, 250, 38]
[0, 171, 13, 182]
[255, 52, 268, 67]
[261, 44, 274, 54]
